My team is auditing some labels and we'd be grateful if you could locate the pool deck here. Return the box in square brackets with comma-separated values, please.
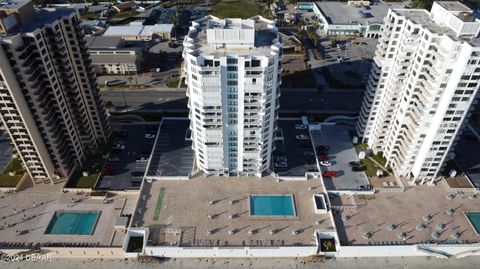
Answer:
[335, 183, 480, 246]
[0, 184, 137, 247]
[134, 174, 334, 247]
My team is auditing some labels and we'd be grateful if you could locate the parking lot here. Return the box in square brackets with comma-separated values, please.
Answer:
[95, 123, 159, 190]
[146, 118, 194, 179]
[310, 124, 370, 191]
[274, 119, 318, 178]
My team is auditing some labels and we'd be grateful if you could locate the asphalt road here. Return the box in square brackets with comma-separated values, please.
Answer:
[101, 88, 364, 114]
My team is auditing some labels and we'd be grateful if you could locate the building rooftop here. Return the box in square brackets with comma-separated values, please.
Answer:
[335, 183, 480, 245]
[436, 1, 471, 12]
[133, 175, 333, 247]
[103, 24, 174, 37]
[315, 1, 405, 25]
[185, 15, 280, 57]
[89, 53, 137, 64]
[393, 8, 479, 44]
[86, 36, 123, 49]
[0, 0, 30, 10]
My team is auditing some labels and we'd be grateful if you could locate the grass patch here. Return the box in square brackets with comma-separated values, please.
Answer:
[212, 0, 262, 18]
[282, 70, 316, 88]
[0, 158, 24, 187]
[153, 187, 165, 221]
[165, 78, 186, 88]
[81, 11, 101, 20]
[354, 144, 391, 176]
[110, 10, 139, 19]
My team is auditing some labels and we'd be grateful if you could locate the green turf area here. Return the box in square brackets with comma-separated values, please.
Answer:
[0, 158, 24, 187]
[153, 187, 166, 221]
[165, 78, 186, 88]
[354, 144, 391, 177]
[212, 0, 263, 18]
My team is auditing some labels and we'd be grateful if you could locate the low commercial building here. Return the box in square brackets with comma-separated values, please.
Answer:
[312, 1, 404, 37]
[86, 36, 142, 75]
[103, 23, 174, 41]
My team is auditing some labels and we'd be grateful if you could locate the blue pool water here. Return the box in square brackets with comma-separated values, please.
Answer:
[466, 212, 480, 233]
[250, 195, 295, 216]
[45, 211, 100, 235]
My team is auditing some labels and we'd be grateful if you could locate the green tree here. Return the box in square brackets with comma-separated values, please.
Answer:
[411, 0, 434, 9]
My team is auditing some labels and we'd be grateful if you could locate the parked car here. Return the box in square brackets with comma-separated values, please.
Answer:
[105, 79, 126, 87]
[352, 166, 366, 172]
[274, 156, 287, 162]
[107, 156, 120, 162]
[116, 131, 128, 138]
[318, 155, 329, 161]
[316, 150, 328, 156]
[129, 180, 142, 188]
[302, 151, 314, 157]
[316, 145, 329, 151]
[295, 124, 307, 130]
[300, 143, 311, 148]
[115, 139, 126, 145]
[274, 161, 288, 168]
[295, 134, 309, 140]
[145, 133, 156, 139]
[322, 171, 339, 178]
[358, 184, 372, 191]
[320, 160, 332, 167]
[111, 148, 123, 154]
[114, 144, 125, 150]
[348, 161, 362, 167]
[136, 157, 148, 163]
[102, 164, 116, 175]
[131, 171, 144, 177]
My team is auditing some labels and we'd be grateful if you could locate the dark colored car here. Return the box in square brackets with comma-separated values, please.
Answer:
[352, 166, 366, 172]
[348, 161, 362, 167]
[128, 180, 142, 188]
[316, 145, 329, 151]
[318, 155, 329, 161]
[131, 171, 144, 177]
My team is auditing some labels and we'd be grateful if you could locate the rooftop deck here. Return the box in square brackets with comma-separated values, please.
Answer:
[335, 183, 480, 246]
[134, 175, 333, 247]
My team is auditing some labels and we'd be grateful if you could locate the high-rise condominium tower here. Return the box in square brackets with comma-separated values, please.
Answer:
[357, 1, 480, 185]
[0, 0, 110, 184]
[183, 16, 283, 177]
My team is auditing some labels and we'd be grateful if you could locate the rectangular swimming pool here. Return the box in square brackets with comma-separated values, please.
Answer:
[465, 211, 480, 234]
[45, 211, 100, 235]
[249, 194, 296, 217]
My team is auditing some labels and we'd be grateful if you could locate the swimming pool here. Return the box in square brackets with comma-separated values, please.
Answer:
[465, 211, 480, 234]
[249, 195, 296, 217]
[45, 211, 100, 235]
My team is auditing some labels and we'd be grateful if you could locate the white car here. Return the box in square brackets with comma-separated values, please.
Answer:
[320, 160, 332, 167]
[295, 134, 310, 140]
[274, 161, 288, 168]
[114, 144, 125, 150]
[295, 124, 307, 130]
[145, 134, 156, 139]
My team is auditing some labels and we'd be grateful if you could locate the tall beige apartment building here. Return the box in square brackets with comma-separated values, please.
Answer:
[0, 0, 109, 184]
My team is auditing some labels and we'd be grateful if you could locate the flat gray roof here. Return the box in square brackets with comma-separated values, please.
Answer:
[90, 54, 137, 64]
[437, 1, 471, 12]
[316, 1, 404, 25]
[86, 36, 123, 49]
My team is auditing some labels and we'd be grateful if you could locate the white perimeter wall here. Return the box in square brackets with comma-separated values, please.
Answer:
[144, 246, 318, 258]
[336, 244, 480, 258]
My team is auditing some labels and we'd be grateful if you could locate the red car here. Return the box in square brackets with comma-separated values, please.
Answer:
[318, 155, 329, 161]
[103, 164, 116, 175]
[323, 171, 339, 178]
